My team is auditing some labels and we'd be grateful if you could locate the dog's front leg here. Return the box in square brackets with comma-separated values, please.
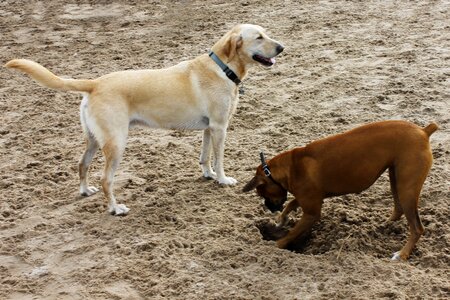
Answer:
[276, 198, 322, 249]
[277, 199, 299, 227]
[210, 125, 237, 185]
[199, 128, 216, 179]
[277, 212, 319, 249]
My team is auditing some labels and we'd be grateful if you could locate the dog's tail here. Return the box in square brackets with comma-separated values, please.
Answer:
[4, 59, 95, 93]
[423, 123, 438, 137]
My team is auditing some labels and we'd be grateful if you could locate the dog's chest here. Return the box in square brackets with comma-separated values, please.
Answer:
[227, 93, 240, 118]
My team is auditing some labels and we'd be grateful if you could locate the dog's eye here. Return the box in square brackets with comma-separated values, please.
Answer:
[256, 35, 263, 40]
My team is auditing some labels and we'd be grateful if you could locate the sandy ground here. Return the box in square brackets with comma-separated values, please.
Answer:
[1, 1, 449, 299]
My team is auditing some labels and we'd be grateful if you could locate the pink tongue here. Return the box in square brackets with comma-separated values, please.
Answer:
[270, 57, 276, 64]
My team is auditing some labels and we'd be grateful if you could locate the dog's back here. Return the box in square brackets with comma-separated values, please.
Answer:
[302, 120, 437, 195]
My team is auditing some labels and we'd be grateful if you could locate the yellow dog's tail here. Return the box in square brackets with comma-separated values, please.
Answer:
[4, 59, 95, 93]
[423, 123, 438, 137]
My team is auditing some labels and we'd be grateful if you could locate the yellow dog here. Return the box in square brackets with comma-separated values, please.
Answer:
[6, 24, 284, 215]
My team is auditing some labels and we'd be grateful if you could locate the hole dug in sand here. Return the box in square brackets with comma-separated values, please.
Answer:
[255, 219, 289, 241]
[256, 219, 316, 252]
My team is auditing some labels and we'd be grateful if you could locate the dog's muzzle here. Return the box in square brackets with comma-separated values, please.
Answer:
[264, 197, 284, 213]
[253, 54, 275, 66]
[276, 44, 285, 54]
[252, 44, 284, 67]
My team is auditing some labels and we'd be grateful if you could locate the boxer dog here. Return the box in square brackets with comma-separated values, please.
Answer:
[5, 24, 284, 216]
[243, 120, 438, 260]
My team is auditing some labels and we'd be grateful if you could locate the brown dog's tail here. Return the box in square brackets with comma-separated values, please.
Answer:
[423, 123, 438, 137]
[4, 59, 95, 93]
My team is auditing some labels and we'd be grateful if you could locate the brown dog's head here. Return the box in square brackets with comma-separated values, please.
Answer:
[213, 24, 284, 68]
[243, 156, 288, 212]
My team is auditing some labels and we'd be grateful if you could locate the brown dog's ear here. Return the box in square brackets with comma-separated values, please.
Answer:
[242, 176, 264, 192]
[225, 33, 243, 62]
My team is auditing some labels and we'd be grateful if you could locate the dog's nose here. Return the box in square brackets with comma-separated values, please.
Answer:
[276, 44, 284, 54]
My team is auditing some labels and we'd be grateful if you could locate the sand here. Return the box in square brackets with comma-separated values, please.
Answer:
[1, 1, 449, 299]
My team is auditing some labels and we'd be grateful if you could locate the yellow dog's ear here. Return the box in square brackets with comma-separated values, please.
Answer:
[225, 33, 243, 62]
[242, 175, 264, 192]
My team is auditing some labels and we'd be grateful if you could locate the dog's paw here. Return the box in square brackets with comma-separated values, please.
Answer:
[391, 251, 403, 261]
[276, 238, 290, 249]
[276, 213, 288, 228]
[109, 204, 130, 216]
[218, 176, 237, 185]
[203, 169, 217, 180]
[80, 186, 99, 197]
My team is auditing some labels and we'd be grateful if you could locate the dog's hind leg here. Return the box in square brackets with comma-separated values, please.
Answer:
[79, 134, 99, 196]
[85, 101, 130, 216]
[79, 95, 100, 196]
[101, 129, 130, 216]
[390, 156, 431, 260]
[388, 167, 403, 221]
[200, 128, 216, 179]
[391, 188, 425, 261]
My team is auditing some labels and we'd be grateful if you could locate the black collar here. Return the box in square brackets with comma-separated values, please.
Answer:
[209, 51, 241, 85]
[260, 153, 285, 190]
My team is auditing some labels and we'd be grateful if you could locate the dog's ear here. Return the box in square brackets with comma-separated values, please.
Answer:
[242, 175, 264, 192]
[225, 33, 243, 62]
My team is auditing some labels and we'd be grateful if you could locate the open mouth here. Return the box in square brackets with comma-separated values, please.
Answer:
[252, 54, 276, 66]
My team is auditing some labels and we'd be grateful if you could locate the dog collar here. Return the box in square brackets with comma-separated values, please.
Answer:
[209, 51, 241, 85]
[260, 152, 285, 190]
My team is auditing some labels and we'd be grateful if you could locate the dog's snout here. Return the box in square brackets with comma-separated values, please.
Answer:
[276, 44, 284, 54]
[264, 198, 283, 213]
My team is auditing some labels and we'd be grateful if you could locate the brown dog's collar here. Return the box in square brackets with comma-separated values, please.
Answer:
[260, 152, 285, 190]
[209, 51, 241, 85]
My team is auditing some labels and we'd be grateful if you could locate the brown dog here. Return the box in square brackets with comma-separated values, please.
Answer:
[243, 120, 438, 260]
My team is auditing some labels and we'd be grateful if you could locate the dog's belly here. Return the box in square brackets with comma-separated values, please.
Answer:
[130, 114, 209, 130]
[322, 162, 389, 197]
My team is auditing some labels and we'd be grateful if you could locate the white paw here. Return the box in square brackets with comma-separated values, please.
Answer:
[80, 186, 99, 197]
[109, 204, 130, 216]
[203, 169, 217, 180]
[391, 251, 401, 261]
[218, 176, 237, 185]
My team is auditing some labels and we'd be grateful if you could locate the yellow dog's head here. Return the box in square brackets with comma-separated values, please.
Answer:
[213, 24, 284, 68]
